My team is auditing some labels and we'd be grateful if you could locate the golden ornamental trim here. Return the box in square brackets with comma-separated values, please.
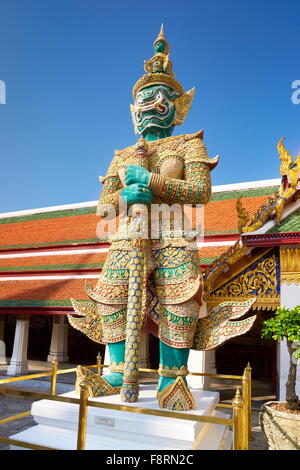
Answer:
[281, 273, 300, 285]
[237, 193, 279, 234]
[157, 376, 196, 411]
[109, 362, 125, 373]
[280, 248, 300, 272]
[205, 251, 280, 311]
[280, 248, 300, 285]
[211, 253, 278, 298]
[133, 72, 184, 100]
[204, 244, 274, 297]
[237, 137, 300, 234]
[158, 364, 189, 378]
[204, 240, 247, 294]
[206, 294, 280, 312]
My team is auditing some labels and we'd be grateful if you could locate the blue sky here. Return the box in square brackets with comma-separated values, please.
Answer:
[0, 0, 299, 212]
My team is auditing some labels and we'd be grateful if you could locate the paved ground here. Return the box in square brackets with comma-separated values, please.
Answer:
[0, 361, 269, 451]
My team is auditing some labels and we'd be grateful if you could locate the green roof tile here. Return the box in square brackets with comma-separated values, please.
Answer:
[210, 186, 279, 202]
[0, 263, 104, 272]
[268, 208, 300, 233]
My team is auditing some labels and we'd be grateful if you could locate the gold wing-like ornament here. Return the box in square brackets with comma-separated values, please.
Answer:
[68, 298, 103, 344]
[192, 298, 257, 351]
[174, 88, 195, 125]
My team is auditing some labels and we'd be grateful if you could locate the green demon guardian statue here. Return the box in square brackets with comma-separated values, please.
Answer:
[68, 26, 256, 411]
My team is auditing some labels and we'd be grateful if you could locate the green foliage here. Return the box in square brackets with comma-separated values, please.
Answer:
[261, 305, 300, 343]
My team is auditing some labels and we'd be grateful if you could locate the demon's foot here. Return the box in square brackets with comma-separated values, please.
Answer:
[75, 366, 122, 397]
[157, 376, 196, 411]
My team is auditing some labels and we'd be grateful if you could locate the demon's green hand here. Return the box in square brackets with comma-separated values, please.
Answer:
[121, 183, 153, 204]
[125, 165, 151, 186]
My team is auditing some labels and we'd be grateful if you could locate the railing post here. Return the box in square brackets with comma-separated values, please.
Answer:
[245, 362, 252, 439]
[77, 383, 89, 450]
[242, 369, 249, 449]
[50, 360, 58, 395]
[232, 387, 246, 450]
[97, 352, 102, 376]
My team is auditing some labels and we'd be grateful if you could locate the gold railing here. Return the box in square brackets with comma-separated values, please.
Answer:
[0, 357, 252, 451]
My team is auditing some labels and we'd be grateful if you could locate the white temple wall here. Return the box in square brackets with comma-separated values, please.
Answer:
[279, 281, 300, 400]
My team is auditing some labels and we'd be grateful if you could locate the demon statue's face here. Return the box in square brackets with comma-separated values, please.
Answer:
[131, 84, 179, 138]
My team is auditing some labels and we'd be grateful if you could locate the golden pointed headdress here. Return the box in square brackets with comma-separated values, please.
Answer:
[153, 24, 169, 52]
[132, 25, 195, 126]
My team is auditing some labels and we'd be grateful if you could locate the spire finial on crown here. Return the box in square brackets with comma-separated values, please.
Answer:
[131, 26, 195, 128]
[153, 23, 170, 54]
[155, 23, 166, 43]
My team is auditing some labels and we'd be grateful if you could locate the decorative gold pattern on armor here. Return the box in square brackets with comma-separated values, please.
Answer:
[120, 138, 151, 404]
[109, 362, 125, 373]
[158, 301, 200, 349]
[157, 376, 196, 411]
[156, 152, 184, 175]
[68, 299, 103, 344]
[104, 131, 218, 180]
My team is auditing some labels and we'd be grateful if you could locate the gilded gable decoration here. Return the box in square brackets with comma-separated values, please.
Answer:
[205, 249, 280, 311]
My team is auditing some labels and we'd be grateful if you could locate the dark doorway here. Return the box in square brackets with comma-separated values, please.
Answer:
[148, 333, 159, 369]
[3, 314, 16, 358]
[68, 324, 105, 365]
[27, 315, 52, 361]
[215, 310, 277, 394]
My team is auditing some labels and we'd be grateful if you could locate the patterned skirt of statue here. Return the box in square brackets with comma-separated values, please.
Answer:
[68, 241, 257, 351]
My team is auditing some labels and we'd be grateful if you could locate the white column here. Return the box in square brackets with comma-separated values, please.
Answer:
[187, 300, 213, 390]
[278, 247, 300, 400]
[47, 315, 69, 363]
[7, 315, 29, 376]
[279, 280, 300, 400]
[0, 315, 7, 364]
[139, 333, 150, 368]
[103, 345, 110, 375]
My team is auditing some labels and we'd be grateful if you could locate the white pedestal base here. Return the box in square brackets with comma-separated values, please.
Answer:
[9, 385, 232, 450]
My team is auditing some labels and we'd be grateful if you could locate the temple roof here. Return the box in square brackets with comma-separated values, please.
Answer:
[267, 207, 300, 234]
